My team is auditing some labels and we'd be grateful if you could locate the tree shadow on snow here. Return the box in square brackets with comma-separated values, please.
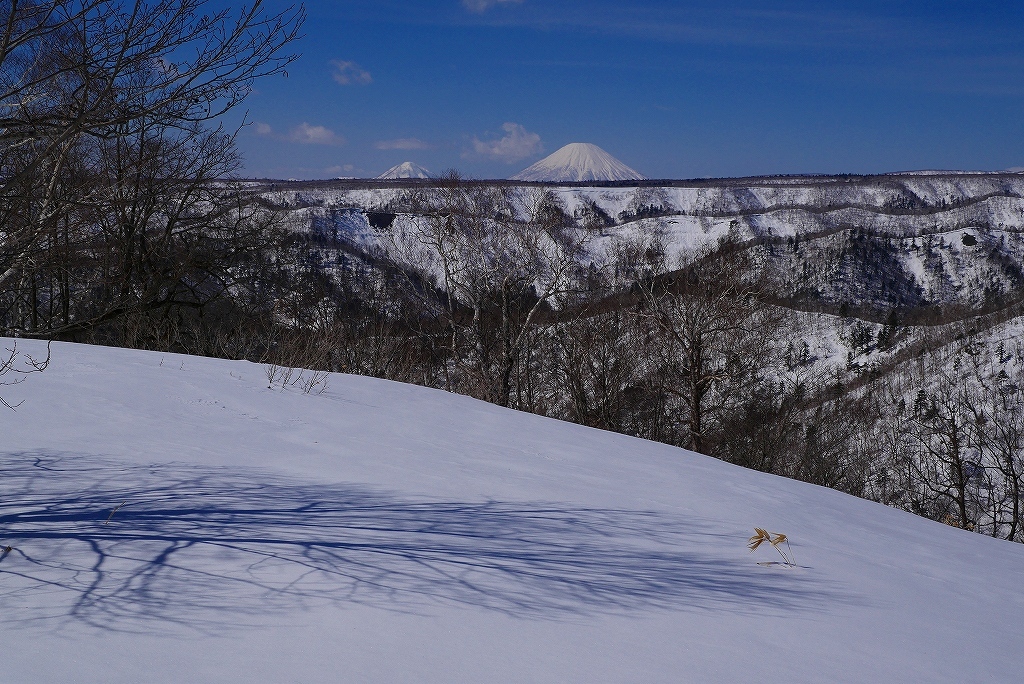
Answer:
[0, 451, 852, 633]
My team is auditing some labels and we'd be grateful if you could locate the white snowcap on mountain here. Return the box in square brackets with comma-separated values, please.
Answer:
[510, 143, 645, 182]
[377, 162, 431, 179]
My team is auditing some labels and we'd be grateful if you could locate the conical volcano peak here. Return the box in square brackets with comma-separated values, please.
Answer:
[377, 162, 431, 179]
[511, 143, 645, 182]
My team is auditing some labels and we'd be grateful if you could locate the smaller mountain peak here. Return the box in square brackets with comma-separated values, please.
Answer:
[377, 162, 431, 179]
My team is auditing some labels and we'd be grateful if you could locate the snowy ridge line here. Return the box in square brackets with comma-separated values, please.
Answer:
[286, 200, 1024, 223]
[236, 171, 1024, 190]
[254, 189, 1024, 222]
[832, 312, 1024, 403]
[764, 288, 1024, 328]
[711, 219, 1024, 250]
[571, 230, 1024, 331]
[638, 190, 1024, 220]
[247, 178, 1024, 222]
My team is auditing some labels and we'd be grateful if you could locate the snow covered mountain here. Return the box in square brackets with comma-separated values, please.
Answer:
[3, 337, 1024, 683]
[377, 161, 431, 179]
[511, 143, 645, 182]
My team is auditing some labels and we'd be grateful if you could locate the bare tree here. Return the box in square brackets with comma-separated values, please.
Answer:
[636, 239, 780, 452]
[0, 0, 304, 340]
[907, 374, 975, 528]
[966, 364, 1024, 541]
[553, 309, 645, 432]
[390, 173, 588, 407]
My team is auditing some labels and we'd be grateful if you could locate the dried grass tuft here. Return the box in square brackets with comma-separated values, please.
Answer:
[748, 528, 795, 566]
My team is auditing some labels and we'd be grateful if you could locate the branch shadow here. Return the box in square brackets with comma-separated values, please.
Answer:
[0, 451, 853, 633]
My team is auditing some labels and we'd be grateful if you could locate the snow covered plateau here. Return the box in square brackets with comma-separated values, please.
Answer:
[2, 338, 1023, 683]
[259, 171, 1024, 315]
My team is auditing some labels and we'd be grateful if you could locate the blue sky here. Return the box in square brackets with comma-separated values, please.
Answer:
[229, 1, 1024, 180]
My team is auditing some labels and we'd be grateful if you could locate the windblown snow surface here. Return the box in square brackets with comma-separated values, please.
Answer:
[511, 143, 646, 182]
[2, 339, 1022, 683]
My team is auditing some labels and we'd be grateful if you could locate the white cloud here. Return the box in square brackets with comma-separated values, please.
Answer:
[375, 138, 431, 150]
[325, 164, 356, 177]
[331, 60, 373, 86]
[462, 0, 524, 13]
[288, 123, 344, 146]
[470, 122, 542, 162]
[252, 121, 343, 146]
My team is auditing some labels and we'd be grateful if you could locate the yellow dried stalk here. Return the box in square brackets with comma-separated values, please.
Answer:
[748, 528, 772, 552]
[748, 528, 794, 566]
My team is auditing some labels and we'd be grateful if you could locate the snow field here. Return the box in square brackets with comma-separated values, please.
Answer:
[0, 338, 1022, 683]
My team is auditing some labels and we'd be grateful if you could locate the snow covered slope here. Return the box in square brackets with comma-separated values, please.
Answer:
[377, 161, 431, 179]
[2, 338, 1023, 683]
[511, 143, 645, 182]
